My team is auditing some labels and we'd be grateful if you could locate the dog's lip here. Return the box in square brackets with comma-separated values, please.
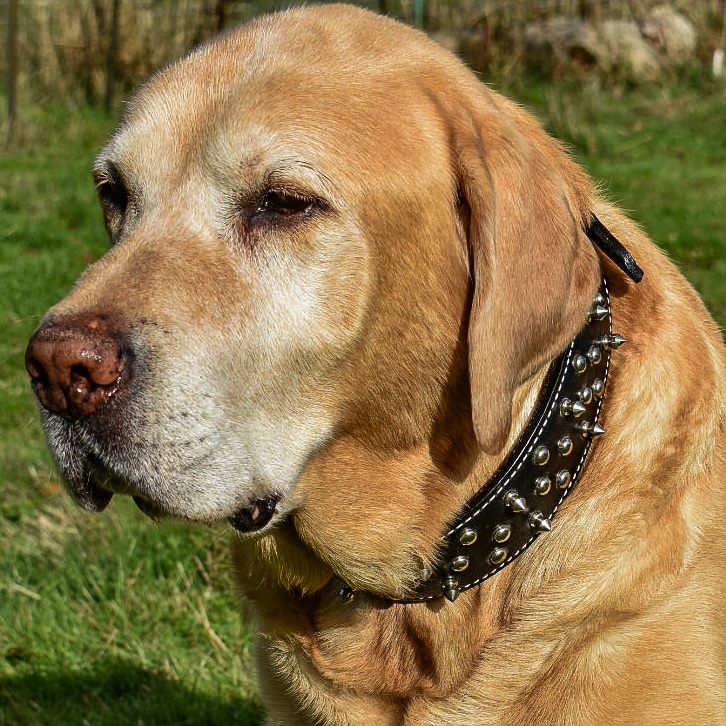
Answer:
[80, 455, 282, 531]
[132, 495, 166, 521]
[74, 476, 114, 513]
[229, 494, 281, 533]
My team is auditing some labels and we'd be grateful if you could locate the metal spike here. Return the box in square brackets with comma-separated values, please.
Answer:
[576, 421, 606, 438]
[591, 378, 605, 399]
[421, 566, 432, 581]
[534, 476, 551, 496]
[459, 527, 477, 546]
[533, 445, 550, 466]
[562, 397, 588, 417]
[591, 422, 606, 437]
[598, 333, 626, 349]
[571, 400, 587, 417]
[557, 435, 573, 456]
[489, 547, 508, 565]
[528, 511, 553, 532]
[492, 523, 511, 543]
[572, 354, 587, 373]
[589, 304, 608, 321]
[443, 577, 459, 602]
[504, 490, 528, 513]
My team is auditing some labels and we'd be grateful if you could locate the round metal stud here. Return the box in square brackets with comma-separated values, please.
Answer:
[492, 523, 511, 543]
[578, 386, 593, 405]
[489, 548, 508, 566]
[587, 345, 602, 364]
[534, 475, 551, 496]
[451, 555, 469, 572]
[557, 435, 573, 456]
[594, 292, 606, 306]
[591, 378, 605, 399]
[459, 528, 477, 546]
[533, 445, 550, 466]
[572, 354, 587, 373]
[555, 469, 571, 489]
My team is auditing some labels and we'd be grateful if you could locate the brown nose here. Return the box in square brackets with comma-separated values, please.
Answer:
[25, 316, 131, 419]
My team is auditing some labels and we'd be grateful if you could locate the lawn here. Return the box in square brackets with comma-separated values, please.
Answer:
[1, 78, 724, 724]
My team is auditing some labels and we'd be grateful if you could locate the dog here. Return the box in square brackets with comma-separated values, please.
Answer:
[25, 5, 725, 724]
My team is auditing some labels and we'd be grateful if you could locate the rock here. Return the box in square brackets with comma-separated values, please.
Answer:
[599, 19, 661, 81]
[524, 18, 601, 75]
[641, 5, 696, 63]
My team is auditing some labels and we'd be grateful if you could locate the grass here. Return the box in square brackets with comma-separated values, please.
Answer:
[1, 78, 724, 724]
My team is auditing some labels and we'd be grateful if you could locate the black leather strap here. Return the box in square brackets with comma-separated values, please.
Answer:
[587, 215, 644, 283]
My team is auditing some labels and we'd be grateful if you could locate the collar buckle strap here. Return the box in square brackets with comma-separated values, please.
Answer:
[587, 214, 644, 283]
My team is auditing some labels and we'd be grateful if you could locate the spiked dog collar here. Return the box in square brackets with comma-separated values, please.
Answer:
[333, 217, 642, 606]
[395, 277, 620, 603]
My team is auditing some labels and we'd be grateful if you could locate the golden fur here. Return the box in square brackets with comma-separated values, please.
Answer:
[34, 5, 725, 724]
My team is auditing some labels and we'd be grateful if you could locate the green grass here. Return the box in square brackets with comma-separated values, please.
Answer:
[1, 80, 724, 724]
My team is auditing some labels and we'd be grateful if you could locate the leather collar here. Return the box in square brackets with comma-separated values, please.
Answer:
[337, 217, 641, 605]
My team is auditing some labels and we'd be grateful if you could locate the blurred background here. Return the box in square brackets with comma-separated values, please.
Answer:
[1, 1, 724, 724]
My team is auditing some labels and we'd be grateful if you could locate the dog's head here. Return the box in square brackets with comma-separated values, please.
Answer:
[25, 6, 598, 544]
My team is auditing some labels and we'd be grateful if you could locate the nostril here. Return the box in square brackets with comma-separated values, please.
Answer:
[26, 355, 46, 382]
[70, 363, 91, 381]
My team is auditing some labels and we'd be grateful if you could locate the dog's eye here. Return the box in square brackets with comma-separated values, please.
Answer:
[254, 190, 315, 219]
[97, 178, 129, 217]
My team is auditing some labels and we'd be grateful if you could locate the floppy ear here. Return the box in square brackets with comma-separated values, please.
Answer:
[454, 95, 600, 453]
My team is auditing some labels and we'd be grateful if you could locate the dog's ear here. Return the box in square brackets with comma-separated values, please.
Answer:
[453, 96, 600, 453]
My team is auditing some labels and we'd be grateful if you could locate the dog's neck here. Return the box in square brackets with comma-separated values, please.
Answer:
[232, 358, 550, 604]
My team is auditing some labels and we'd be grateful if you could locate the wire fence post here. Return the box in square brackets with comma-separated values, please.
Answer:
[6, 0, 18, 142]
[104, 0, 122, 113]
[413, 0, 425, 28]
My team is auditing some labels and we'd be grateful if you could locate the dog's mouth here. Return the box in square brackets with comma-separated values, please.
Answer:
[83, 461, 281, 533]
[131, 491, 281, 532]
[228, 494, 281, 533]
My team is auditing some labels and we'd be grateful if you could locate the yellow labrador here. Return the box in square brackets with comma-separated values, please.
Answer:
[26, 5, 725, 724]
